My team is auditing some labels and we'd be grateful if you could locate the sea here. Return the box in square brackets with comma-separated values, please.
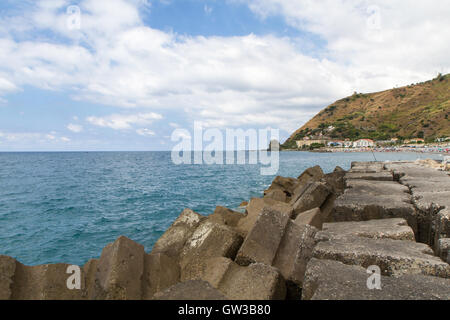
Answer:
[0, 151, 444, 266]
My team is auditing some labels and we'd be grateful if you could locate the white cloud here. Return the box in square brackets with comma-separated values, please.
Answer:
[86, 112, 163, 130]
[67, 123, 83, 133]
[0, 0, 449, 139]
[136, 128, 155, 136]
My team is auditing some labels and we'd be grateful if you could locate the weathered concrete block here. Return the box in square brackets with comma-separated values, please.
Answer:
[152, 208, 205, 260]
[218, 262, 286, 300]
[264, 176, 299, 199]
[297, 165, 324, 185]
[93, 236, 145, 300]
[323, 168, 346, 195]
[437, 238, 450, 263]
[350, 161, 385, 173]
[313, 236, 450, 278]
[331, 180, 417, 234]
[11, 262, 86, 300]
[153, 280, 227, 300]
[180, 221, 243, 273]
[235, 207, 290, 266]
[272, 221, 317, 298]
[264, 189, 287, 202]
[302, 258, 450, 300]
[142, 252, 180, 299]
[236, 197, 293, 238]
[208, 206, 245, 228]
[435, 208, 450, 252]
[180, 257, 233, 287]
[345, 171, 393, 181]
[83, 258, 98, 299]
[291, 182, 330, 218]
[294, 207, 323, 230]
[318, 218, 415, 241]
[0, 255, 17, 300]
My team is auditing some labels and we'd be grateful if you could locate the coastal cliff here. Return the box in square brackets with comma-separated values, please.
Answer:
[1, 160, 449, 300]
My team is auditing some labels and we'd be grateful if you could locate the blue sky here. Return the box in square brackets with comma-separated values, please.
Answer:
[0, 0, 449, 151]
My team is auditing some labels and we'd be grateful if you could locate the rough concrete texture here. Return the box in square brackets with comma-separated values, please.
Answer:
[313, 235, 450, 278]
[152, 280, 227, 300]
[272, 221, 317, 297]
[318, 218, 415, 241]
[264, 176, 299, 199]
[11, 262, 87, 300]
[350, 161, 385, 173]
[345, 171, 393, 181]
[294, 207, 323, 230]
[142, 253, 180, 299]
[302, 258, 450, 300]
[291, 182, 330, 218]
[322, 168, 346, 195]
[236, 197, 293, 238]
[437, 238, 450, 263]
[0, 256, 16, 300]
[264, 189, 287, 202]
[297, 165, 324, 185]
[152, 208, 205, 260]
[236, 207, 290, 266]
[218, 262, 286, 300]
[331, 180, 417, 234]
[179, 221, 243, 274]
[92, 236, 145, 300]
[208, 206, 245, 228]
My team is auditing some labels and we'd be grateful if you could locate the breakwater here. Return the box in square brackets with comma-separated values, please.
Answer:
[1, 160, 449, 300]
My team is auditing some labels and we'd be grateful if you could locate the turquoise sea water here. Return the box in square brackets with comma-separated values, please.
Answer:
[0, 151, 443, 266]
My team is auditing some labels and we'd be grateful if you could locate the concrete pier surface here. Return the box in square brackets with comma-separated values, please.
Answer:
[1, 160, 449, 300]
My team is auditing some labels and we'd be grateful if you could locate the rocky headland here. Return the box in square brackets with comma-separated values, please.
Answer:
[1, 160, 449, 300]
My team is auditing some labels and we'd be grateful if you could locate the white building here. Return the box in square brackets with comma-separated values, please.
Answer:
[353, 139, 375, 148]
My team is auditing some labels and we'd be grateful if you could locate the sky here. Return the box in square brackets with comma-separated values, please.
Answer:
[0, 0, 449, 151]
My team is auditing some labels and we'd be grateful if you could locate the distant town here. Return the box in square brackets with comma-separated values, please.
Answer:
[280, 128, 450, 154]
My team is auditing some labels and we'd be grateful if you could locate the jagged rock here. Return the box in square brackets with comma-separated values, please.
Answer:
[294, 207, 323, 230]
[11, 262, 86, 300]
[236, 197, 293, 238]
[93, 236, 145, 300]
[302, 258, 450, 300]
[317, 218, 415, 241]
[142, 253, 180, 299]
[290, 182, 330, 218]
[235, 207, 290, 266]
[152, 208, 205, 260]
[272, 221, 317, 298]
[345, 171, 393, 181]
[313, 235, 450, 278]
[0, 255, 17, 300]
[320, 194, 337, 222]
[264, 189, 287, 202]
[208, 206, 245, 228]
[153, 280, 227, 300]
[331, 180, 417, 234]
[437, 238, 450, 263]
[297, 165, 324, 184]
[263, 176, 299, 199]
[179, 221, 243, 277]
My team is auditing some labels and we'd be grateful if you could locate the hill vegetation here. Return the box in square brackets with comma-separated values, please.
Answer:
[282, 73, 450, 149]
